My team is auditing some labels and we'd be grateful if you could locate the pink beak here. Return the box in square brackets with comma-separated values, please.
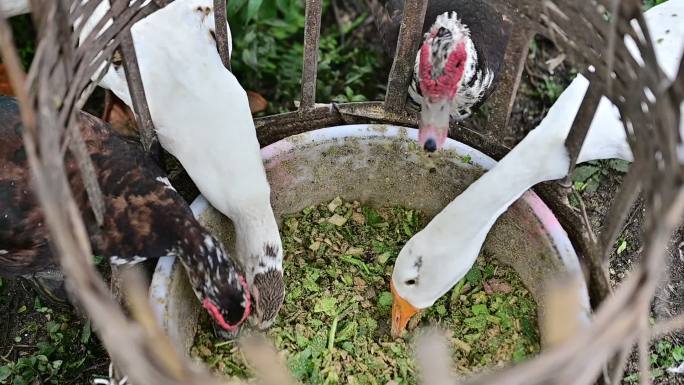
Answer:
[418, 124, 448, 152]
[418, 95, 451, 152]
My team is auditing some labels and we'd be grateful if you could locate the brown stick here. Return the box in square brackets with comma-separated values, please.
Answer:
[384, 0, 427, 114]
[120, 29, 158, 153]
[299, 0, 322, 111]
[213, 0, 231, 71]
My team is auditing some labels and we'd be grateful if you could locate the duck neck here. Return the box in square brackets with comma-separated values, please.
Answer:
[173, 221, 236, 301]
[445, 127, 570, 232]
[232, 201, 282, 284]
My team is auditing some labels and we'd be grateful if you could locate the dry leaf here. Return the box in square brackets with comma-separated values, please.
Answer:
[483, 278, 512, 294]
[103, 91, 138, 137]
[247, 90, 268, 114]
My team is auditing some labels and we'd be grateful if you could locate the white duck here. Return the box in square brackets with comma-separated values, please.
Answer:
[0, 0, 28, 17]
[75, 0, 284, 332]
[390, 0, 684, 337]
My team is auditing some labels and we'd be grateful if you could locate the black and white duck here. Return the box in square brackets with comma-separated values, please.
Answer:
[0, 96, 251, 337]
[369, 0, 512, 151]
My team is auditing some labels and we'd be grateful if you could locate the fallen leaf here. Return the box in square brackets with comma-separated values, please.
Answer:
[103, 90, 138, 137]
[484, 278, 512, 294]
[328, 213, 347, 226]
[247, 90, 268, 114]
[351, 211, 365, 224]
[309, 241, 321, 251]
[452, 338, 472, 354]
[353, 277, 367, 288]
[0, 64, 14, 96]
[545, 53, 566, 74]
[327, 196, 343, 212]
[346, 246, 364, 256]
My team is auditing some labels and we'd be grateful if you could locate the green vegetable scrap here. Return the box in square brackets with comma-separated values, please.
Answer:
[192, 198, 540, 384]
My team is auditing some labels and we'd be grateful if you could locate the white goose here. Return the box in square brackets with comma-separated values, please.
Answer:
[76, 0, 284, 332]
[390, 0, 684, 337]
[0, 0, 28, 17]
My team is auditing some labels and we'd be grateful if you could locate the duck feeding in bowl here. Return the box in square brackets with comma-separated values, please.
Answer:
[150, 124, 590, 383]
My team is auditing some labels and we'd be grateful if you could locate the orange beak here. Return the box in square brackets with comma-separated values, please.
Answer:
[390, 281, 419, 338]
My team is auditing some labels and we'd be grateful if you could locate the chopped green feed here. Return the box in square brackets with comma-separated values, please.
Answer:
[192, 198, 540, 384]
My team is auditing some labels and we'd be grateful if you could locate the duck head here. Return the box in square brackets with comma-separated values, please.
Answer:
[233, 207, 285, 331]
[179, 230, 252, 339]
[389, 218, 477, 338]
[416, 12, 471, 153]
[247, 242, 285, 330]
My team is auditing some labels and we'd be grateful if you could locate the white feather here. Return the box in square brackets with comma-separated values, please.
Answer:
[394, 0, 684, 308]
[78, 0, 282, 288]
[0, 0, 29, 18]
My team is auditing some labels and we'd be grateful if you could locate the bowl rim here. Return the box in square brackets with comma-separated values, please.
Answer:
[149, 123, 591, 347]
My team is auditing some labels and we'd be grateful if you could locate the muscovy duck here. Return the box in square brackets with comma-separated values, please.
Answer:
[389, 0, 684, 337]
[0, 96, 251, 335]
[368, 0, 511, 151]
[79, 0, 284, 330]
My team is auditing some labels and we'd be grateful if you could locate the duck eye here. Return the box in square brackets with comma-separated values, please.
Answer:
[405, 279, 417, 286]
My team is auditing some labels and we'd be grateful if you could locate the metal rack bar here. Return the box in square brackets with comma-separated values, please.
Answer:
[299, 0, 322, 111]
[383, 0, 427, 114]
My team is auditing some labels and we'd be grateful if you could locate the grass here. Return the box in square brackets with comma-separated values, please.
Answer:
[624, 338, 684, 383]
[571, 159, 630, 196]
[192, 198, 540, 385]
[0, 293, 108, 385]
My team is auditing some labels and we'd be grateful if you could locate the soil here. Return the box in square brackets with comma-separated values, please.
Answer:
[0, 279, 110, 384]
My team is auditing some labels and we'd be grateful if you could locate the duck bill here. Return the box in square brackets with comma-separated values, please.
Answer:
[418, 97, 450, 152]
[390, 281, 419, 338]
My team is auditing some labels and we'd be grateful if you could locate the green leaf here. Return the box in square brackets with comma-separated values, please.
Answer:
[376, 252, 392, 265]
[241, 48, 258, 69]
[362, 207, 383, 226]
[227, 0, 248, 15]
[583, 178, 600, 194]
[81, 319, 91, 344]
[616, 240, 627, 255]
[464, 316, 487, 331]
[377, 292, 393, 309]
[672, 346, 684, 361]
[335, 321, 358, 342]
[465, 267, 483, 286]
[471, 304, 489, 316]
[313, 297, 337, 317]
[0, 365, 11, 381]
[245, 0, 264, 21]
[608, 159, 630, 173]
[572, 165, 600, 183]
